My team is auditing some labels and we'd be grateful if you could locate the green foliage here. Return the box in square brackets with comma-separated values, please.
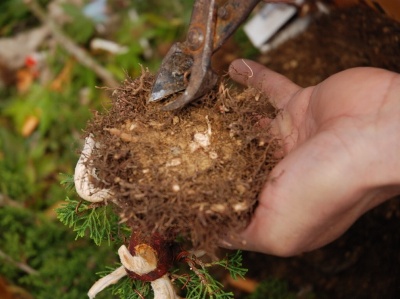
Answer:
[179, 267, 233, 299]
[56, 195, 247, 299]
[0, 128, 34, 200]
[60, 172, 75, 193]
[0, 0, 50, 36]
[62, 2, 95, 44]
[134, 0, 194, 17]
[0, 80, 95, 207]
[94, 251, 247, 299]
[98, 265, 151, 299]
[57, 197, 126, 246]
[246, 277, 316, 299]
[246, 278, 296, 299]
[107, 3, 191, 79]
[213, 250, 247, 280]
[0, 206, 115, 299]
[173, 251, 247, 299]
[234, 27, 260, 59]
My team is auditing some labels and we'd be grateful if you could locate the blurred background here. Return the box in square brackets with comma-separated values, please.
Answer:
[0, 1, 197, 298]
[1, 0, 400, 298]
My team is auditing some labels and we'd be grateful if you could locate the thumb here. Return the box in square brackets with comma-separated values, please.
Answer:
[229, 59, 301, 109]
[234, 133, 367, 256]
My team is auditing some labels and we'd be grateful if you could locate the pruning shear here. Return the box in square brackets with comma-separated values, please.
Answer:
[149, 0, 260, 111]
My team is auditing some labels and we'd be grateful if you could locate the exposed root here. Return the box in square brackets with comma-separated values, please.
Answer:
[79, 69, 280, 254]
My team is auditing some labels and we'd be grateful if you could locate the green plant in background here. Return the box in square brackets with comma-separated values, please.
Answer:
[0, 0, 51, 36]
[61, 2, 96, 44]
[174, 250, 247, 299]
[247, 279, 297, 299]
[96, 266, 151, 299]
[247, 278, 316, 299]
[90, 253, 247, 299]
[0, 0, 191, 208]
[58, 197, 120, 246]
[0, 0, 193, 297]
[0, 205, 115, 299]
[1, 72, 99, 209]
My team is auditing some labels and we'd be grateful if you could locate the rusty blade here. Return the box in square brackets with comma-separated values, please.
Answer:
[149, 0, 260, 109]
[149, 0, 217, 108]
[148, 43, 193, 102]
[161, 0, 218, 111]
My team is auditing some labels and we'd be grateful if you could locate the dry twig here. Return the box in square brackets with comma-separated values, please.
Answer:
[0, 249, 39, 275]
[24, 0, 119, 88]
[0, 194, 23, 208]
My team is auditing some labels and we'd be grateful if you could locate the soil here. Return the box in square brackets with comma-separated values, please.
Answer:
[85, 70, 279, 255]
[220, 4, 400, 299]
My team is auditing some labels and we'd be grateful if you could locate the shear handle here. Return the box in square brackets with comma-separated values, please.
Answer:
[214, 0, 260, 51]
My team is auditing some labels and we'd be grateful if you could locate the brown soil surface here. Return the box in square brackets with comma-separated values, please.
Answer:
[85, 71, 279, 254]
[226, 4, 400, 299]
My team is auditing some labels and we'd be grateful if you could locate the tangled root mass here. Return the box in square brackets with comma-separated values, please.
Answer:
[85, 69, 279, 253]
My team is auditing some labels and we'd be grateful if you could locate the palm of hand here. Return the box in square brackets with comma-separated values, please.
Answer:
[229, 60, 400, 256]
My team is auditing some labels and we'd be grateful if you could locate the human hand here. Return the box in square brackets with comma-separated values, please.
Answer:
[228, 59, 400, 256]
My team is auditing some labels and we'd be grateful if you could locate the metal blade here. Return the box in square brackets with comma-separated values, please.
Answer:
[149, 0, 260, 106]
[149, 43, 193, 102]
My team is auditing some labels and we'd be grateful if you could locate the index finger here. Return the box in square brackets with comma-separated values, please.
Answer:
[229, 59, 301, 109]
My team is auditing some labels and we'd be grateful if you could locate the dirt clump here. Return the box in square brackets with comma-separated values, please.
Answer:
[84, 69, 279, 253]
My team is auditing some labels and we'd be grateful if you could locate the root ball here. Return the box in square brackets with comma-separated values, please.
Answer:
[84, 69, 279, 253]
